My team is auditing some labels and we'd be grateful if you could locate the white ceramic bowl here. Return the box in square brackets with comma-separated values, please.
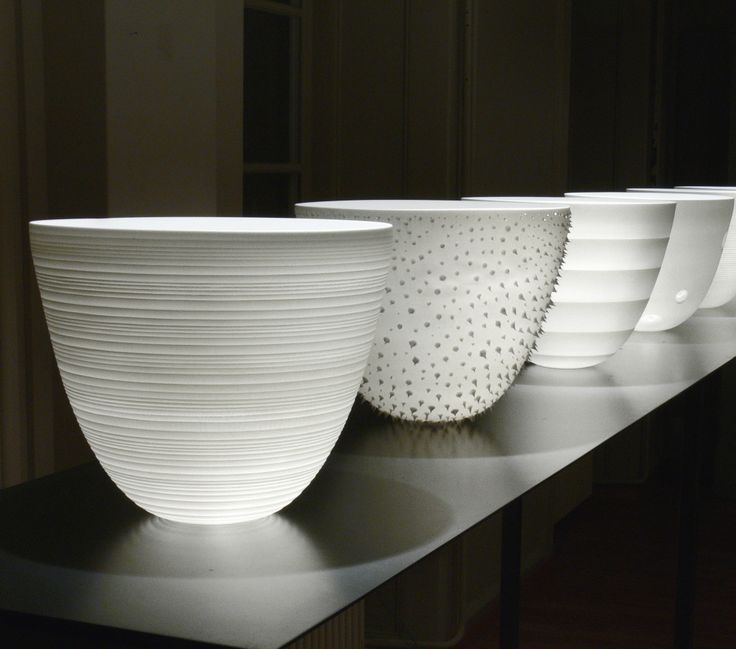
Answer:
[566, 191, 733, 331]
[30, 217, 393, 524]
[464, 197, 675, 368]
[295, 200, 570, 422]
[662, 187, 736, 308]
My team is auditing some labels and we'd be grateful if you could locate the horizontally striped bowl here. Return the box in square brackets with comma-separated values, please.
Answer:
[464, 197, 675, 368]
[30, 217, 392, 524]
[567, 191, 733, 331]
[295, 200, 570, 422]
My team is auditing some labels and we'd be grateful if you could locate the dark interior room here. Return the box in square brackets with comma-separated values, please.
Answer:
[1, 1, 736, 648]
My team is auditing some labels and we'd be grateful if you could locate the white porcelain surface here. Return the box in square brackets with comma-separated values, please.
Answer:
[657, 186, 736, 308]
[30, 217, 393, 524]
[464, 197, 675, 368]
[295, 200, 570, 422]
[566, 191, 733, 331]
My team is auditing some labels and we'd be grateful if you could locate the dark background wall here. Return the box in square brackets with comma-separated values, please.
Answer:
[567, 0, 736, 190]
[2, 0, 736, 486]
[2, 1, 736, 645]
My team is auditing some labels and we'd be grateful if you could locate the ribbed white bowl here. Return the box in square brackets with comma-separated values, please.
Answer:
[30, 217, 393, 524]
[664, 187, 736, 308]
[464, 197, 675, 368]
[566, 192, 733, 331]
[295, 200, 570, 422]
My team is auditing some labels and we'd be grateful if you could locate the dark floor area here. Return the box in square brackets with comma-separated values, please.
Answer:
[458, 479, 736, 649]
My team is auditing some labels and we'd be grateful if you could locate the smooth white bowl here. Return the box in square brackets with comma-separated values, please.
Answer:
[464, 197, 675, 368]
[30, 217, 393, 524]
[660, 187, 736, 308]
[295, 200, 570, 422]
[566, 192, 733, 331]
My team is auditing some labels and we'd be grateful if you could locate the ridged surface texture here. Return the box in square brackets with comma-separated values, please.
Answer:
[567, 192, 734, 331]
[296, 201, 570, 422]
[30, 217, 392, 524]
[465, 198, 675, 368]
[675, 187, 736, 308]
[284, 601, 363, 649]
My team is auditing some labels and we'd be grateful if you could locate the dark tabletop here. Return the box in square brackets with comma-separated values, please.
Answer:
[2, 302, 736, 648]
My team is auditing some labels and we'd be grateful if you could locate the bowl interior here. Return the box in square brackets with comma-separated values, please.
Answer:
[666, 187, 736, 198]
[296, 199, 569, 212]
[676, 185, 736, 192]
[567, 191, 730, 204]
[464, 195, 677, 208]
[30, 216, 391, 235]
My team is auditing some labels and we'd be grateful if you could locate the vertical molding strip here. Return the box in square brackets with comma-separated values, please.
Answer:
[650, 0, 668, 186]
[0, 0, 30, 487]
[460, 0, 475, 196]
[448, 0, 461, 197]
[20, 0, 54, 479]
[333, 0, 342, 198]
[555, 0, 571, 193]
[288, 0, 300, 207]
[300, 0, 314, 200]
[285, 600, 364, 649]
[215, 0, 244, 215]
[611, 0, 623, 188]
[16, 0, 34, 477]
[401, 0, 410, 197]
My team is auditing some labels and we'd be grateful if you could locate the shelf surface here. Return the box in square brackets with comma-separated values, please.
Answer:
[2, 302, 736, 648]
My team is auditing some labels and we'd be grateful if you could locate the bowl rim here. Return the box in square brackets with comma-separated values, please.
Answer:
[670, 186, 736, 196]
[295, 199, 571, 213]
[463, 195, 677, 209]
[29, 216, 392, 235]
[567, 190, 733, 203]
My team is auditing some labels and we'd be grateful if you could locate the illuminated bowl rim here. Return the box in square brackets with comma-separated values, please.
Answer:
[295, 199, 570, 214]
[29, 216, 392, 236]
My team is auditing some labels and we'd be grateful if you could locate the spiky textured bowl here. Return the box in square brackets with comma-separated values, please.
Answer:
[295, 200, 570, 422]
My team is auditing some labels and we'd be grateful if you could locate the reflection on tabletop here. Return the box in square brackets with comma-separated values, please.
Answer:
[0, 462, 452, 577]
[336, 398, 608, 460]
